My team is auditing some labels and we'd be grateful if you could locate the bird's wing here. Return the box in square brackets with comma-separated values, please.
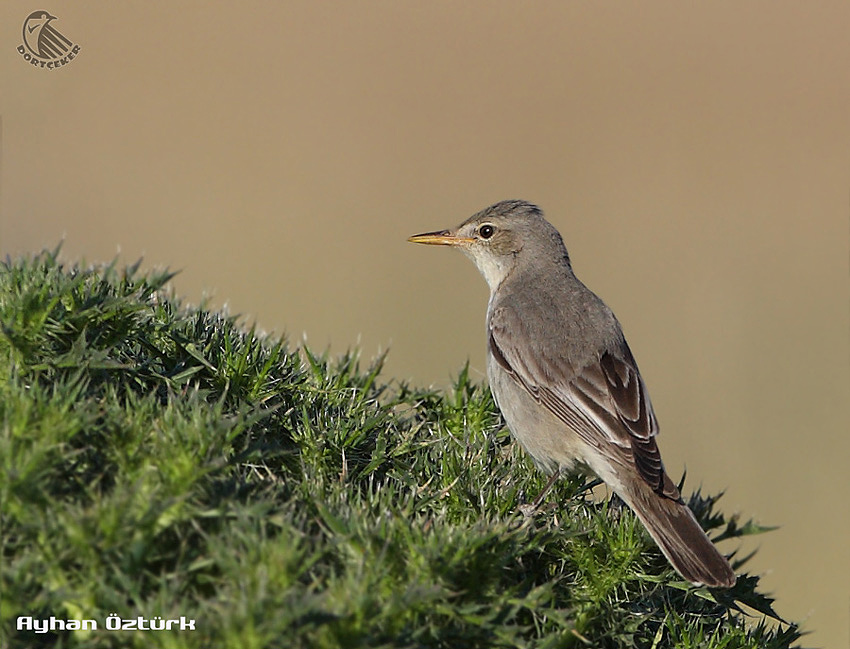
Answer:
[488, 306, 678, 498]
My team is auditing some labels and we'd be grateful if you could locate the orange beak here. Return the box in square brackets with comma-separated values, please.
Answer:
[407, 230, 474, 246]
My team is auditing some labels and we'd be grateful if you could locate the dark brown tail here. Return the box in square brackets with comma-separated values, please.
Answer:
[620, 481, 736, 588]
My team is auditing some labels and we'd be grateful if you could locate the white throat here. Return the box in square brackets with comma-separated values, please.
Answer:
[463, 248, 514, 293]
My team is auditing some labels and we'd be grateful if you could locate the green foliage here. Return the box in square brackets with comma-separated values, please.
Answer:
[0, 249, 802, 648]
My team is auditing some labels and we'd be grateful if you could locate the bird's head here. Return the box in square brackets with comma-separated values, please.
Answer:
[24, 11, 56, 30]
[408, 199, 569, 291]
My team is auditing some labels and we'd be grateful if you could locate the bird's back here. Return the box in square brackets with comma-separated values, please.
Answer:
[488, 260, 625, 375]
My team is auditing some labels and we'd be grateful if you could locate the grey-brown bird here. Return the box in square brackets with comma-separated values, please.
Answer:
[408, 199, 735, 588]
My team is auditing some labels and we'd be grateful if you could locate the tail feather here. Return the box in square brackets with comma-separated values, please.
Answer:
[620, 482, 736, 588]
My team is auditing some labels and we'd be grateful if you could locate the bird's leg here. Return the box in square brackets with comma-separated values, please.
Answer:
[519, 470, 562, 517]
[607, 491, 625, 523]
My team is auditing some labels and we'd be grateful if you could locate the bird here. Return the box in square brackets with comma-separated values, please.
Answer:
[408, 199, 736, 588]
[23, 11, 72, 59]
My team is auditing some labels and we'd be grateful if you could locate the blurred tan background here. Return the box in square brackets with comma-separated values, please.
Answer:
[2, 1, 847, 646]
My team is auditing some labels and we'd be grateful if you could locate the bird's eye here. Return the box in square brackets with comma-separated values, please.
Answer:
[478, 224, 495, 239]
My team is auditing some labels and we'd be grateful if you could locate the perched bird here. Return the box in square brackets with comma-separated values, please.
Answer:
[408, 199, 736, 588]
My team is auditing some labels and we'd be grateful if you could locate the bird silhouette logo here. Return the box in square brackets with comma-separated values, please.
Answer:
[17, 10, 80, 69]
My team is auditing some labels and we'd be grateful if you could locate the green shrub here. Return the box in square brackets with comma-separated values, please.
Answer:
[0, 250, 802, 648]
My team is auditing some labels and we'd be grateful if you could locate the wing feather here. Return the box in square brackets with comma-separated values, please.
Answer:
[489, 306, 678, 498]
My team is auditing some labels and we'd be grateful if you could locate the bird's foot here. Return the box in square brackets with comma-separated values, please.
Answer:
[518, 501, 557, 518]
[518, 502, 538, 518]
[517, 471, 564, 518]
